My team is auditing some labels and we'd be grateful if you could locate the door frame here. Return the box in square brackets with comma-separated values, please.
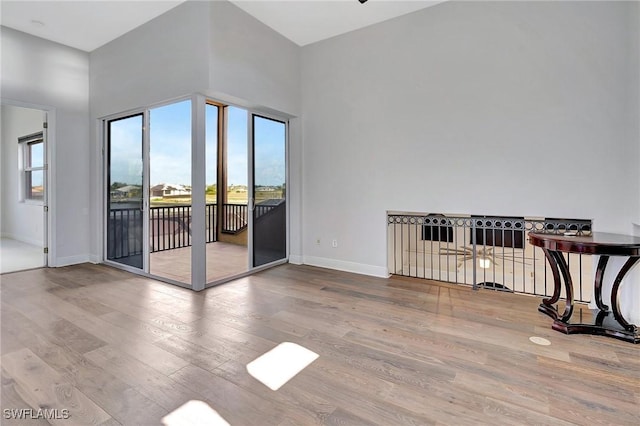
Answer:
[0, 98, 54, 268]
[102, 109, 150, 275]
[99, 94, 291, 290]
[247, 110, 290, 271]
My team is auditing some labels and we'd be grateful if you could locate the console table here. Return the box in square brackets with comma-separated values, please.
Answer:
[528, 232, 640, 343]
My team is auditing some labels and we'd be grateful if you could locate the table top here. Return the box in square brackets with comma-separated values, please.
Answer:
[528, 232, 640, 256]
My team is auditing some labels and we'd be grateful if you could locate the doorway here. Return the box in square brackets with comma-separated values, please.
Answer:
[0, 104, 48, 273]
[103, 97, 288, 288]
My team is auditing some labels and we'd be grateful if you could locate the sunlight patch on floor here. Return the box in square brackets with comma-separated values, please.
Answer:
[162, 400, 229, 426]
[246, 342, 319, 391]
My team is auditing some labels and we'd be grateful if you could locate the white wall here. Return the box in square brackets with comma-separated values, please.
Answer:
[208, 0, 300, 117]
[89, 0, 301, 118]
[0, 105, 45, 246]
[624, 2, 640, 322]
[1, 27, 90, 266]
[632, 3, 640, 232]
[300, 1, 639, 278]
[89, 1, 211, 119]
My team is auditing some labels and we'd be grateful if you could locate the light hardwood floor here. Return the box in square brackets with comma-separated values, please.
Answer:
[1, 263, 638, 425]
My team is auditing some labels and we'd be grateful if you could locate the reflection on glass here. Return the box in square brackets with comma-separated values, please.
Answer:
[107, 114, 144, 269]
[149, 100, 192, 285]
[253, 115, 286, 267]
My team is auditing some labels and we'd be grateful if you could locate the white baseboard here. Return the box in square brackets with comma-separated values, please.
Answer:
[288, 254, 303, 265]
[54, 254, 91, 267]
[302, 255, 390, 278]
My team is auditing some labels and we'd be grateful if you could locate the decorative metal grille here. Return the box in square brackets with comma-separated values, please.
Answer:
[387, 212, 593, 302]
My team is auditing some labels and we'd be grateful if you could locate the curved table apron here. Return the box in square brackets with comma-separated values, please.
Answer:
[528, 232, 640, 343]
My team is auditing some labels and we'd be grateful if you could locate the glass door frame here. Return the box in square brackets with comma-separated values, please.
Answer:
[247, 111, 289, 271]
[101, 95, 290, 290]
[102, 109, 151, 275]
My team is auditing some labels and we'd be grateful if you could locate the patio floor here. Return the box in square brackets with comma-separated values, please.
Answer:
[150, 241, 248, 285]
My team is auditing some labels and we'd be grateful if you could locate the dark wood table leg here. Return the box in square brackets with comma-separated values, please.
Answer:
[538, 248, 562, 319]
[610, 257, 640, 332]
[541, 248, 561, 305]
[593, 255, 610, 311]
[594, 309, 609, 326]
[550, 250, 574, 322]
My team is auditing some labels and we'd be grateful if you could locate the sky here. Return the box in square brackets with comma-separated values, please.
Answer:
[109, 114, 143, 187]
[109, 100, 285, 189]
[28, 141, 45, 188]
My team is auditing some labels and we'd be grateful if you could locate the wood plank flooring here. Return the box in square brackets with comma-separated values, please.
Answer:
[1, 263, 638, 425]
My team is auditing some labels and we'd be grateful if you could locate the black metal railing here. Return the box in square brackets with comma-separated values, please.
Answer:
[206, 203, 217, 244]
[387, 212, 593, 302]
[150, 205, 193, 252]
[108, 203, 279, 257]
[109, 204, 215, 256]
[222, 204, 248, 234]
[107, 207, 144, 260]
[255, 204, 277, 218]
[221, 203, 278, 234]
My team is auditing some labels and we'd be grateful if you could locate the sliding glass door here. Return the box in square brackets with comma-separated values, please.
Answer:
[106, 114, 145, 269]
[251, 114, 287, 267]
[104, 99, 288, 287]
[148, 100, 192, 284]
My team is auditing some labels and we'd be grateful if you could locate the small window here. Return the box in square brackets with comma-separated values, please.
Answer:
[19, 132, 45, 202]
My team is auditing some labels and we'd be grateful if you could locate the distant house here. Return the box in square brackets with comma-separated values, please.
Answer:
[150, 183, 191, 197]
[111, 185, 141, 199]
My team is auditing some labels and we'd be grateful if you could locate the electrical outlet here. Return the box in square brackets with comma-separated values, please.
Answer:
[332, 239, 338, 248]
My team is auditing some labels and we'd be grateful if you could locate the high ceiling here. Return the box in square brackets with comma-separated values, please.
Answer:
[229, 0, 445, 46]
[0, 1, 187, 52]
[0, 0, 444, 52]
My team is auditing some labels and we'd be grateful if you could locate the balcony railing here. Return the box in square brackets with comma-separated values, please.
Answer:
[150, 204, 198, 252]
[222, 203, 247, 234]
[221, 203, 278, 234]
[108, 203, 278, 257]
[107, 207, 144, 260]
[387, 212, 593, 302]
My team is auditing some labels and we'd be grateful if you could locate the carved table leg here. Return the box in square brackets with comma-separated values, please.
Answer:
[541, 248, 561, 306]
[593, 255, 610, 311]
[610, 257, 640, 332]
[595, 310, 609, 326]
[550, 250, 574, 322]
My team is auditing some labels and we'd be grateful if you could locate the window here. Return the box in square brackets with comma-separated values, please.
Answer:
[19, 132, 45, 202]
